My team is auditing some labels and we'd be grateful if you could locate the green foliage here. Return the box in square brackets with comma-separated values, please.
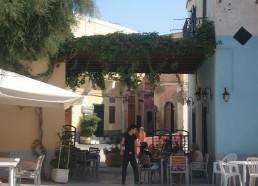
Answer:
[64, 21, 216, 91]
[50, 126, 75, 169]
[80, 113, 101, 137]
[0, 0, 97, 74]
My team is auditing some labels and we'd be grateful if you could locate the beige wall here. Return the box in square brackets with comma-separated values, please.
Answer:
[0, 61, 67, 152]
[154, 74, 188, 132]
[72, 17, 136, 37]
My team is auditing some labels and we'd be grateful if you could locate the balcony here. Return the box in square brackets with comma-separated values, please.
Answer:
[183, 17, 206, 37]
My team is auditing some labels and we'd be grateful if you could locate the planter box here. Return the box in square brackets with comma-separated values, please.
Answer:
[51, 168, 69, 183]
[105, 153, 122, 167]
[79, 136, 91, 144]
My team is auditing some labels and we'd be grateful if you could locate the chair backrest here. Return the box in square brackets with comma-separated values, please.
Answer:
[75, 150, 87, 163]
[0, 152, 10, 158]
[139, 155, 151, 168]
[89, 147, 100, 155]
[222, 153, 237, 162]
[170, 155, 188, 173]
[35, 155, 45, 173]
[218, 161, 226, 174]
[247, 157, 258, 174]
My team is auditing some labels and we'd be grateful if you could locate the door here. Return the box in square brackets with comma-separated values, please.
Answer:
[146, 110, 153, 135]
[192, 108, 196, 143]
[202, 107, 208, 154]
[65, 108, 72, 126]
[128, 96, 135, 126]
[94, 104, 104, 137]
[164, 102, 175, 133]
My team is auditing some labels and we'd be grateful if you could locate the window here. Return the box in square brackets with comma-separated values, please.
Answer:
[109, 106, 115, 123]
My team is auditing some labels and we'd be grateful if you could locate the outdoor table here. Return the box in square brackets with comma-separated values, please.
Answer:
[0, 157, 20, 186]
[229, 160, 248, 186]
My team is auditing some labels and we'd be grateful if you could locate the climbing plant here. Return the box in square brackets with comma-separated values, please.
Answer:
[63, 19, 216, 91]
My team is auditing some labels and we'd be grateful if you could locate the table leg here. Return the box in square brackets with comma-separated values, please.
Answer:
[161, 159, 163, 184]
[9, 166, 14, 186]
[243, 164, 246, 186]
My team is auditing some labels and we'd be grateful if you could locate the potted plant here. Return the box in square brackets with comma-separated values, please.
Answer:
[79, 113, 101, 144]
[50, 126, 73, 183]
[103, 135, 122, 167]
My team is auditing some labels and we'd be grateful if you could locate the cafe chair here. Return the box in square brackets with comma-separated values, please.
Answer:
[190, 153, 209, 184]
[246, 157, 258, 186]
[73, 149, 88, 180]
[212, 153, 237, 185]
[87, 147, 100, 180]
[168, 155, 189, 185]
[138, 155, 159, 183]
[14, 155, 45, 186]
[218, 160, 242, 186]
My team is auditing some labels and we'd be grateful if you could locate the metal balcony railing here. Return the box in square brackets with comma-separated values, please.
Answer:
[183, 17, 206, 37]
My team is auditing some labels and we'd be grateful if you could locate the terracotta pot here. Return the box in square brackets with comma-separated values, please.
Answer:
[105, 153, 122, 167]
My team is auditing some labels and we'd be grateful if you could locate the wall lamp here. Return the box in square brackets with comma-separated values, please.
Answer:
[194, 87, 202, 101]
[222, 87, 230, 102]
[194, 87, 213, 101]
[202, 87, 213, 101]
[186, 97, 194, 107]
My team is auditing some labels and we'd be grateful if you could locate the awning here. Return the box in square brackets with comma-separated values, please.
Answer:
[0, 69, 83, 109]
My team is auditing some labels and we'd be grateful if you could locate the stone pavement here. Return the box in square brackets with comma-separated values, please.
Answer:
[0, 143, 213, 186]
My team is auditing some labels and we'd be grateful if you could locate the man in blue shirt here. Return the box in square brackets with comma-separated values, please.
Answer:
[120, 124, 142, 185]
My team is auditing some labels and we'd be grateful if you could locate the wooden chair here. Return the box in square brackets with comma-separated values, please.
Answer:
[167, 155, 189, 185]
[14, 155, 45, 186]
[87, 147, 100, 180]
[138, 155, 159, 183]
[73, 150, 88, 180]
[190, 153, 209, 184]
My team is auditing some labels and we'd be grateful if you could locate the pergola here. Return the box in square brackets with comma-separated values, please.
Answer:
[63, 30, 215, 89]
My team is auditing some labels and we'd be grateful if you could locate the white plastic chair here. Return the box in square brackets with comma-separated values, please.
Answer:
[247, 157, 258, 186]
[190, 153, 209, 184]
[212, 153, 237, 185]
[218, 160, 242, 186]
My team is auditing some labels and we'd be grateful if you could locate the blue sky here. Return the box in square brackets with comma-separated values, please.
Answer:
[95, 0, 188, 35]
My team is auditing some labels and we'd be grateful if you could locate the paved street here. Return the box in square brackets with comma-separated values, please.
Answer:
[0, 143, 212, 186]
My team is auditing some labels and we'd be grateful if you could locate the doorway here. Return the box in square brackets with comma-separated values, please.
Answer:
[164, 102, 175, 133]
[94, 104, 104, 137]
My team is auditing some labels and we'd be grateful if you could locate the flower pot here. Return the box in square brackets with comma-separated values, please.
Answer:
[51, 168, 69, 183]
[105, 153, 122, 167]
[79, 136, 91, 144]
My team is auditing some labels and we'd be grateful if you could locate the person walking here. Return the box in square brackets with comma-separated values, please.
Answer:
[120, 124, 142, 185]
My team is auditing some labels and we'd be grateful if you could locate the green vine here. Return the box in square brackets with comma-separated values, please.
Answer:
[61, 19, 216, 91]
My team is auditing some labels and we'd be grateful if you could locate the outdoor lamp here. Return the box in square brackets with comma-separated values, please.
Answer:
[186, 97, 194, 107]
[202, 87, 213, 101]
[222, 87, 230, 102]
[194, 88, 202, 101]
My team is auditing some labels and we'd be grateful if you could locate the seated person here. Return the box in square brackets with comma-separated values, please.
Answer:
[139, 142, 153, 157]
[139, 142, 159, 169]
[189, 143, 203, 169]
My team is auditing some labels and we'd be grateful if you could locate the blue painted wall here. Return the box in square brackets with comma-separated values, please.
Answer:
[215, 35, 258, 154]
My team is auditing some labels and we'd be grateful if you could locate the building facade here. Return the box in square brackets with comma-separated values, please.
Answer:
[187, 0, 258, 163]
